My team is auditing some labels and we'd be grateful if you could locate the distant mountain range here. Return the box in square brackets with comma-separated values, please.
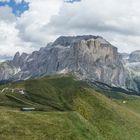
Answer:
[121, 50, 140, 92]
[0, 35, 140, 93]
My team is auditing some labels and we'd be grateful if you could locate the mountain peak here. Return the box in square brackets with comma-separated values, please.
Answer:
[52, 35, 104, 46]
[13, 52, 20, 63]
[129, 50, 140, 62]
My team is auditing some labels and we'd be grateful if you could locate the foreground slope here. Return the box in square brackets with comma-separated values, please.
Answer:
[0, 75, 140, 140]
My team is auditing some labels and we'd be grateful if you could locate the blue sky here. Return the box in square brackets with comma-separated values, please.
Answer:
[0, 0, 29, 16]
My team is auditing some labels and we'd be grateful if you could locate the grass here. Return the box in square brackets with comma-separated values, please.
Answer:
[0, 74, 140, 140]
[0, 108, 102, 140]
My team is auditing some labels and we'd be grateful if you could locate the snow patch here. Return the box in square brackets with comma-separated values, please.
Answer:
[58, 68, 69, 74]
[55, 45, 71, 49]
[27, 58, 33, 62]
[14, 67, 21, 75]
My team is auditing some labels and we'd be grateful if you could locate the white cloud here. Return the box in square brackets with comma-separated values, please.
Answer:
[45, 0, 140, 52]
[0, 6, 16, 22]
[1, 0, 140, 61]
[0, 0, 63, 60]
[0, 6, 33, 59]
[0, 20, 33, 56]
[16, 0, 63, 47]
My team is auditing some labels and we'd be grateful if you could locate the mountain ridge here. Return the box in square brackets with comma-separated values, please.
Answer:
[0, 35, 139, 93]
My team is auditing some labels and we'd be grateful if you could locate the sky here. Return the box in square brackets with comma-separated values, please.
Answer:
[0, 0, 140, 61]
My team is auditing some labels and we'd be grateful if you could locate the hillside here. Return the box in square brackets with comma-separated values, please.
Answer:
[0, 75, 140, 140]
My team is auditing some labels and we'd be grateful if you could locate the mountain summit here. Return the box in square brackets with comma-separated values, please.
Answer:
[0, 35, 138, 92]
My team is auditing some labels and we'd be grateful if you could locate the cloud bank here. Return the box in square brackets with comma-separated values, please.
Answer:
[0, 0, 140, 60]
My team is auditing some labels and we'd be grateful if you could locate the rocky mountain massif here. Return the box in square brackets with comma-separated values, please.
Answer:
[121, 50, 140, 91]
[0, 35, 139, 92]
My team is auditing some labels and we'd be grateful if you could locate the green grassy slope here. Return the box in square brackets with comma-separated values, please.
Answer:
[0, 75, 140, 140]
[0, 108, 102, 140]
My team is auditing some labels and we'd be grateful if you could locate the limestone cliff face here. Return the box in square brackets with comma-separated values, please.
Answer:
[0, 35, 138, 91]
